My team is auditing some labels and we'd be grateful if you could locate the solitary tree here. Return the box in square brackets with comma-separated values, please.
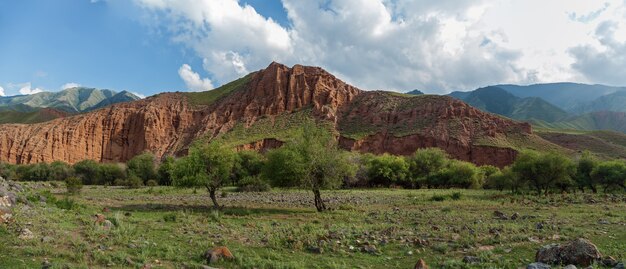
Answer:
[263, 123, 355, 212]
[171, 141, 235, 208]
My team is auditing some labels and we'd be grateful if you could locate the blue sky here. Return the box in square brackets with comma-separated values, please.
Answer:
[1, 0, 626, 97]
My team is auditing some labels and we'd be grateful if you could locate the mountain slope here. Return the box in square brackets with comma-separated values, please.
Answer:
[495, 83, 626, 112]
[532, 111, 626, 133]
[0, 62, 561, 167]
[0, 108, 70, 124]
[455, 86, 568, 122]
[0, 87, 140, 113]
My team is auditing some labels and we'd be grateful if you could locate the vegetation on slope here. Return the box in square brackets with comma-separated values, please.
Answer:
[0, 108, 69, 124]
[182, 74, 253, 106]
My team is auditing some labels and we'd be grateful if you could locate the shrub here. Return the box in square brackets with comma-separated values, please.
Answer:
[127, 153, 157, 184]
[366, 154, 409, 187]
[575, 151, 598, 192]
[125, 174, 144, 189]
[73, 160, 100, 185]
[430, 194, 446, 201]
[591, 160, 626, 192]
[236, 175, 271, 192]
[450, 192, 462, 200]
[98, 163, 126, 185]
[512, 150, 575, 194]
[49, 161, 73, 182]
[232, 150, 265, 185]
[65, 177, 83, 194]
[146, 179, 158, 187]
[157, 156, 175, 186]
[406, 148, 449, 188]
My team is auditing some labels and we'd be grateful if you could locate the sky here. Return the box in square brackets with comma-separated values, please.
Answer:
[1, 0, 626, 97]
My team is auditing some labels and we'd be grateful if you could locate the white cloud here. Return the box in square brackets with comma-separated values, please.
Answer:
[136, 0, 626, 92]
[18, 82, 45, 95]
[62, 82, 81, 90]
[178, 64, 214, 92]
[0, 86, 5, 97]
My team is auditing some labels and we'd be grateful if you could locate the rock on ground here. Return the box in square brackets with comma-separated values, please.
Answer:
[414, 259, 429, 269]
[527, 262, 551, 269]
[536, 238, 601, 266]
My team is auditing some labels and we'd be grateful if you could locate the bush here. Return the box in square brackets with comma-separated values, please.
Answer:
[406, 148, 449, 188]
[232, 150, 265, 185]
[73, 160, 100, 185]
[366, 154, 409, 187]
[450, 192, 462, 200]
[236, 175, 271, 192]
[65, 177, 83, 194]
[127, 153, 157, 184]
[157, 156, 175, 186]
[484, 167, 519, 192]
[512, 150, 575, 194]
[430, 194, 446, 201]
[98, 163, 126, 185]
[125, 174, 144, 189]
[146, 179, 158, 187]
[591, 160, 626, 192]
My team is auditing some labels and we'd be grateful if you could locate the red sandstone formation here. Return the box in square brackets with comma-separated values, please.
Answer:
[0, 62, 535, 166]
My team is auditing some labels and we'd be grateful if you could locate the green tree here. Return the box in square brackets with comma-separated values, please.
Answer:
[575, 151, 598, 193]
[485, 166, 519, 192]
[263, 124, 356, 212]
[171, 142, 235, 208]
[157, 156, 175, 186]
[512, 150, 575, 194]
[591, 160, 626, 192]
[73, 160, 100, 185]
[437, 160, 483, 189]
[366, 154, 409, 187]
[49, 161, 73, 181]
[406, 148, 449, 188]
[98, 163, 126, 185]
[127, 153, 157, 183]
[232, 150, 265, 184]
[20, 163, 51, 181]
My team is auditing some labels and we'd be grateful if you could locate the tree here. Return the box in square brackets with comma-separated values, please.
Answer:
[127, 153, 157, 184]
[366, 154, 409, 187]
[485, 166, 519, 192]
[437, 160, 483, 189]
[19, 163, 51, 181]
[171, 141, 235, 208]
[406, 148, 449, 188]
[575, 151, 598, 193]
[591, 160, 626, 192]
[49, 161, 73, 181]
[232, 150, 265, 185]
[98, 163, 126, 185]
[157, 156, 175, 186]
[73, 160, 100, 185]
[263, 124, 356, 212]
[512, 150, 575, 194]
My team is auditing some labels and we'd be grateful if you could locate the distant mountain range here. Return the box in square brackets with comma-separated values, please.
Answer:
[450, 83, 626, 134]
[0, 87, 140, 124]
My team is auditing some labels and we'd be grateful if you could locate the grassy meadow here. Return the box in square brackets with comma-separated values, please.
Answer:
[1, 184, 624, 269]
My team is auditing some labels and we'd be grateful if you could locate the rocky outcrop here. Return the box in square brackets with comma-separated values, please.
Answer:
[0, 62, 536, 166]
[235, 138, 284, 153]
[535, 238, 602, 266]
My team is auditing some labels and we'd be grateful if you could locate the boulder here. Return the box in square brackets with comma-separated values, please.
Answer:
[527, 262, 551, 269]
[414, 259, 429, 269]
[0, 176, 23, 223]
[493, 210, 508, 220]
[536, 238, 601, 266]
[462, 256, 481, 264]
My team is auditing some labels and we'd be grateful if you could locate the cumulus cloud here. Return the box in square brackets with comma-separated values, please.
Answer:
[18, 83, 45, 95]
[135, 0, 626, 92]
[62, 82, 81, 90]
[0, 86, 5, 97]
[178, 64, 214, 92]
[569, 20, 626, 85]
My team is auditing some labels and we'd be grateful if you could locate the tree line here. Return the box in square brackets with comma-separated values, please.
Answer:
[1, 124, 625, 212]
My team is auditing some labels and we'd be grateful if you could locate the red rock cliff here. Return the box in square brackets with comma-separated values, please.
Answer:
[0, 62, 534, 166]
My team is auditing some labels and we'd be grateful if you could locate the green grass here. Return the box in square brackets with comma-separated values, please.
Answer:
[183, 74, 253, 107]
[2, 184, 624, 268]
[535, 129, 626, 159]
[0, 110, 64, 124]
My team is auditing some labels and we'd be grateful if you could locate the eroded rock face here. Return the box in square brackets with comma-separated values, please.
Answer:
[0, 62, 534, 167]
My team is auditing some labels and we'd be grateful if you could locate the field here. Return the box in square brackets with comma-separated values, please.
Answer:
[1, 184, 625, 269]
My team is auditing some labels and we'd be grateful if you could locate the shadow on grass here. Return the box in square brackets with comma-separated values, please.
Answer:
[110, 203, 312, 216]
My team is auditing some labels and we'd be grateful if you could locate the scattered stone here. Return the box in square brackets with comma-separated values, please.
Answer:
[414, 258, 429, 269]
[41, 259, 52, 269]
[478, 245, 495, 251]
[613, 263, 624, 269]
[41, 236, 53, 243]
[536, 222, 545, 230]
[493, 210, 508, 220]
[527, 262, 551, 269]
[563, 265, 577, 269]
[598, 219, 610, 225]
[511, 212, 520, 220]
[307, 246, 323, 254]
[18, 228, 35, 240]
[102, 220, 114, 230]
[203, 246, 234, 264]
[125, 257, 136, 266]
[361, 244, 378, 254]
[535, 238, 601, 266]
[94, 214, 106, 225]
[602, 256, 618, 267]
[462, 256, 480, 264]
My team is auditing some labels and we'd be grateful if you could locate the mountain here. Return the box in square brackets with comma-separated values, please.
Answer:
[532, 111, 626, 133]
[571, 91, 626, 114]
[0, 62, 559, 167]
[495, 83, 626, 112]
[0, 87, 140, 113]
[454, 86, 568, 122]
[405, 90, 423, 95]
